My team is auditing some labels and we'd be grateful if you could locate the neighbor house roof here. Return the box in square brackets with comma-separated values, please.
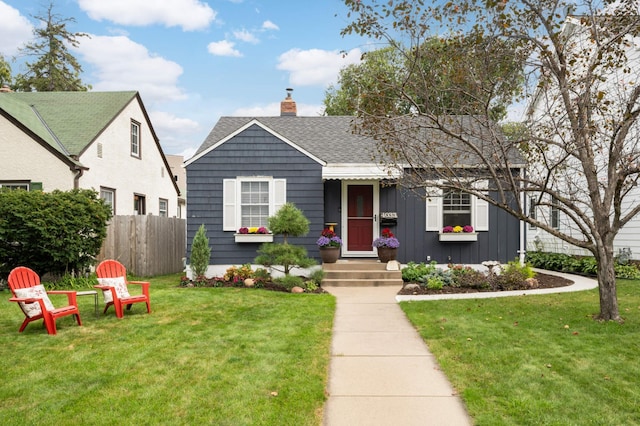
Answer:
[0, 91, 141, 158]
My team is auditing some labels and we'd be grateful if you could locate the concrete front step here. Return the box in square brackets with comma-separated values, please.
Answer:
[322, 259, 403, 287]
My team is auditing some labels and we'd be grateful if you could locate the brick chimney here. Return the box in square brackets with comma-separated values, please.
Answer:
[280, 88, 297, 116]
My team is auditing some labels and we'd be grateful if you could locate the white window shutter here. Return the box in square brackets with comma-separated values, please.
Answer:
[223, 179, 237, 231]
[425, 186, 442, 231]
[273, 179, 287, 213]
[474, 180, 489, 231]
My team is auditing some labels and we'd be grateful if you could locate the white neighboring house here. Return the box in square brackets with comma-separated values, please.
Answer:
[0, 90, 180, 216]
[525, 11, 640, 261]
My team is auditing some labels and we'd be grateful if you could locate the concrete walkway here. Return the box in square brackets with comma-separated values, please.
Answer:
[322, 270, 598, 425]
[323, 285, 472, 426]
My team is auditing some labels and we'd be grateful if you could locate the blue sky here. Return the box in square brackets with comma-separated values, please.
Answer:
[0, 0, 370, 159]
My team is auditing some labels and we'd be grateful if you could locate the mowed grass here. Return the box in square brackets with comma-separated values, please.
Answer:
[401, 279, 640, 425]
[0, 274, 335, 426]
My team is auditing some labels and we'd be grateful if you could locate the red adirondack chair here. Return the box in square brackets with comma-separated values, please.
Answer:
[95, 260, 151, 318]
[8, 266, 83, 335]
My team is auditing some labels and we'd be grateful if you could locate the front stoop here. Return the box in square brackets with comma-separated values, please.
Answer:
[322, 260, 403, 287]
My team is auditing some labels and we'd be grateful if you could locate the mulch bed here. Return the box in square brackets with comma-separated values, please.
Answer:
[397, 272, 574, 296]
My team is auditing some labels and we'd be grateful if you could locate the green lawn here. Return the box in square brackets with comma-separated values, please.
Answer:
[0, 274, 335, 426]
[400, 279, 640, 425]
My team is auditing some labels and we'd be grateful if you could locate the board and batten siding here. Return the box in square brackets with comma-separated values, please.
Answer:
[385, 185, 521, 264]
[186, 124, 324, 266]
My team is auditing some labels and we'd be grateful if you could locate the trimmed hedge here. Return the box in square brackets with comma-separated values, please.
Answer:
[526, 251, 640, 279]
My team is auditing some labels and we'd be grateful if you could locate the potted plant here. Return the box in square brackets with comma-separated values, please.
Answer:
[372, 228, 400, 262]
[316, 228, 342, 263]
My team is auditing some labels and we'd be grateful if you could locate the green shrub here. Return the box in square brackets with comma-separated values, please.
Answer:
[503, 258, 536, 279]
[426, 276, 444, 290]
[190, 224, 211, 278]
[0, 188, 111, 278]
[615, 264, 640, 279]
[402, 261, 437, 282]
[275, 274, 304, 290]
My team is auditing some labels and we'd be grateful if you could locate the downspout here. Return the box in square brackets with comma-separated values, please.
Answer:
[73, 165, 84, 189]
[519, 166, 526, 265]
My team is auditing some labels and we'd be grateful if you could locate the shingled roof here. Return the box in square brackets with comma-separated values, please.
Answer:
[0, 91, 142, 158]
[193, 114, 524, 169]
[195, 115, 378, 164]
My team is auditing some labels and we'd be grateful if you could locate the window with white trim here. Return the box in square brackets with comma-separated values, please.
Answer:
[223, 177, 286, 231]
[131, 120, 140, 158]
[100, 187, 115, 214]
[159, 198, 168, 217]
[0, 182, 30, 190]
[425, 181, 489, 232]
[442, 191, 472, 227]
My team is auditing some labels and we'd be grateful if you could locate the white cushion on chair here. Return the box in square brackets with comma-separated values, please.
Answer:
[97, 277, 130, 304]
[13, 285, 55, 318]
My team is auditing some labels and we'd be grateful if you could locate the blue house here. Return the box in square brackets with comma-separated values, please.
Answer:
[184, 92, 523, 274]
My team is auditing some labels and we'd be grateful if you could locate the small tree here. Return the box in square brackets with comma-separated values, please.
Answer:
[190, 224, 211, 278]
[255, 203, 316, 275]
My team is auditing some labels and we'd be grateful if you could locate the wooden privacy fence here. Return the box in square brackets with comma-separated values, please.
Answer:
[97, 215, 186, 277]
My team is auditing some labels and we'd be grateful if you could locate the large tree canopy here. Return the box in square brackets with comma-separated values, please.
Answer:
[14, 1, 90, 92]
[341, 0, 640, 321]
[324, 35, 523, 120]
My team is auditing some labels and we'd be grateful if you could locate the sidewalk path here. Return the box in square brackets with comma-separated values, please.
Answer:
[322, 269, 598, 425]
[323, 285, 472, 426]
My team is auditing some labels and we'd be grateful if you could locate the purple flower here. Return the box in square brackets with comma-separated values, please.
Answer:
[442, 226, 454, 233]
[372, 236, 400, 248]
[238, 227, 249, 234]
[463, 225, 474, 233]
[257, 227, 268, 234]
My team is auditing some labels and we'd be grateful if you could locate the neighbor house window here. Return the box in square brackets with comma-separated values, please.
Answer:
[0, 181, 30, 190]
[100, 187, 116, 214]
[551, 197, 560, 229]
[222, 177, 286, 231]
[159, 198, 168, 217]
[134, 194, 146, 215]
[131, 120, 140, 158]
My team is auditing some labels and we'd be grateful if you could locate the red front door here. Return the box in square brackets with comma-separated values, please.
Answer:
[347, 185, 374, 251]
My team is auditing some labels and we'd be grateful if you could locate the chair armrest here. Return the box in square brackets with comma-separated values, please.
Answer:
[9, 297, 38, 303]
[127, 281, 150, 297]
[47, 290, 78, 305]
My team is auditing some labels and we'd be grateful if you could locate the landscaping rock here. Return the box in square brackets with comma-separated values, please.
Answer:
[291, 286, 304, 293]
[403, 283, 421, 292]
[244, 278, 255, 287]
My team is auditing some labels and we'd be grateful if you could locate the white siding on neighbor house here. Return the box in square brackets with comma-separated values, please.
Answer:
[0, 115, 75, 191]
[78, 100, 178, 216]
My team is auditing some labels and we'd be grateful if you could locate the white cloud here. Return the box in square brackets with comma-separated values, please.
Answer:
[0, 1, 33, 56]
[150, 111, 199, 132]
[233, 29, 259, 44]
[207, 40, 242, 57]
[276, 47, 362, 87]
[76, 35, 186, 104]
[78, 0, 216, 31]
[262, 20, 279, 31]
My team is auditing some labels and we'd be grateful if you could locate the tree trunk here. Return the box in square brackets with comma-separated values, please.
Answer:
[595, 246, 621, 322]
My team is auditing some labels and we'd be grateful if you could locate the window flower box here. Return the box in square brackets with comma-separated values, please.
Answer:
[234, 233, 273, 243]
[439, 232, 478, 242]
[234, 226, 272, 243]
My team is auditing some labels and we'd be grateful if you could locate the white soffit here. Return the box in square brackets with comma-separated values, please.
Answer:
[323, 164, 402, 180]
